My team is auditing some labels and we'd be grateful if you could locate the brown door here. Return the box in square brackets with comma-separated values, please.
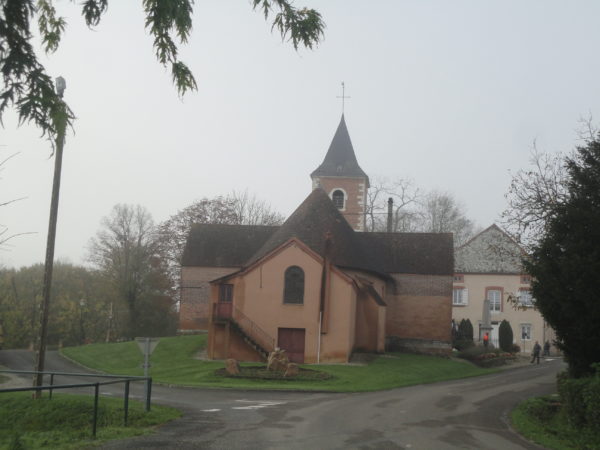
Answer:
[278, 328, 305, 363]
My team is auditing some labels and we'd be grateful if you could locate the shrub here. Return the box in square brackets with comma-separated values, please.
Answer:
[499, 320, 513, 352]
[583, 374, 600, 429]
[453, 319, 475, 350]
[463, 319, 474, 342]
[557, 374, 590, 427]
[511, 343, 521, 353]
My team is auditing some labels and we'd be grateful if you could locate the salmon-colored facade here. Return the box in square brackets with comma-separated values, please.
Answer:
[207, 239, 386, 363]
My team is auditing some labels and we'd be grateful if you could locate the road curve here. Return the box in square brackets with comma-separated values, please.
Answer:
[0, 349, 562, 449]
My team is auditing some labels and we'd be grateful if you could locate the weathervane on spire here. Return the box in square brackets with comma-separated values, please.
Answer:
[336, 81, 351, 114]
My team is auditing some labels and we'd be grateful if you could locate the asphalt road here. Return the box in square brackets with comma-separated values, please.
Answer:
[0, 350, 563, 449]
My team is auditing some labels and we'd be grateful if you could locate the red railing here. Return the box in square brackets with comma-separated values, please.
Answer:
[214, 302, 232, 319]
[212, 303, 275, 354]
[232, 306, 275, 353]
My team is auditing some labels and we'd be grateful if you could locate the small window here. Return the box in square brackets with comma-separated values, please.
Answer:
[521, 275, 532, 284]
[518, 290, 534, 307]
[452, 288, 468, 306]
[284, 266, 304, 304]
[219, 284, 233, 302]
[453, 274, 464, 283]
[332, 190, 345, 209]
[521, 324, 532, 340]
[487, 289, 502, 313]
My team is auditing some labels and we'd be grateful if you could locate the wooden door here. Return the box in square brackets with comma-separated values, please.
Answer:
[278, 328, 305, 363]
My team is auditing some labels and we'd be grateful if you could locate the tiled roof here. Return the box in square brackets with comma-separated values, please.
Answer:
[181, 224, 278, 267]
[310, 115, 369, 181]
[246, 188, 380, 274]
[357, 232, 454, 275]
[182, 189, 453, 277]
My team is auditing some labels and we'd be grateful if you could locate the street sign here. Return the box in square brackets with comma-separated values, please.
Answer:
[135, 337, 160, 356]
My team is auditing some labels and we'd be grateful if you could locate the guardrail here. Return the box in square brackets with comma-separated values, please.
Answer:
[232, 307, 275, 353]
[0, 369, 152, 438]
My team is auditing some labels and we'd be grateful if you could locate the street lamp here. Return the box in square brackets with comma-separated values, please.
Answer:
[79, 298, 86, 345]
[33, 76, 68, 394]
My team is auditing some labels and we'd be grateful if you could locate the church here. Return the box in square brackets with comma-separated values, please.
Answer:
[179, 115, 453, 363]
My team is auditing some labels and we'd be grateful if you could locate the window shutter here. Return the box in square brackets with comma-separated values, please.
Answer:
[463, 288, 469, 305]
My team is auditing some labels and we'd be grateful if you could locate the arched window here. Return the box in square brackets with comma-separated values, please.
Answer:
[332, 190, 345, 209]
[283, 266, 304, 304]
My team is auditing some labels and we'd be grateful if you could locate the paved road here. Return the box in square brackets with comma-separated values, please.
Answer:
[0, 350, 563, 449]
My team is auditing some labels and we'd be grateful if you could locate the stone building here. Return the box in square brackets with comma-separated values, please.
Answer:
[452, 224, 556, 353]
[180, 115, 454, 362]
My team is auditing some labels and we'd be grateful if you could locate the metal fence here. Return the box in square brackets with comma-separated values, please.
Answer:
[0, 370, 152, 438]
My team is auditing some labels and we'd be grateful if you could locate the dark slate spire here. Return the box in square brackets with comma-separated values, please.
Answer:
[310, 115, 369, 180]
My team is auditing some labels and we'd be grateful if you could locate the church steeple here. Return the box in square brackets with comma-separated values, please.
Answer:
[311, 115, 369, 231]
[310, 115, 369, 181]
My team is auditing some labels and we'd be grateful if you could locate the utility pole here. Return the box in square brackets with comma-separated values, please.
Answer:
[33, 76, 68, 395]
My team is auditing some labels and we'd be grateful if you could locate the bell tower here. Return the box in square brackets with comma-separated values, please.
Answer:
[310, 115, 369, 231]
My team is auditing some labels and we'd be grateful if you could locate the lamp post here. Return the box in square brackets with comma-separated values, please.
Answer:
[79, 298, 86, 345]
[33, 76, 68, 394]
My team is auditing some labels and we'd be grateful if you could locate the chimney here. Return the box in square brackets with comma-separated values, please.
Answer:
[387, 197, 393, 233]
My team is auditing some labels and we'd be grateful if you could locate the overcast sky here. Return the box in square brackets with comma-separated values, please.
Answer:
[2, 1, 600, 269]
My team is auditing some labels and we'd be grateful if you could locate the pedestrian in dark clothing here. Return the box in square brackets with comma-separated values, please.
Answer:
[531, 341, 541, 364]
[543, 340, 550, 357]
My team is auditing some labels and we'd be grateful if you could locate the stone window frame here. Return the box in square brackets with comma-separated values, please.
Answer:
[283, 266, 305, 305]
[521, 323, 532, 340]
[452, 287, 468, 306]
[330, 189, 346, 211]
[486, 287, 503, 313]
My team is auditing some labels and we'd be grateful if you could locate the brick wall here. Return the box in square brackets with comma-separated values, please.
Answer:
[312, 176, 367, 231]
[179, 266, 238, 331]
[385, 273, 452, 343]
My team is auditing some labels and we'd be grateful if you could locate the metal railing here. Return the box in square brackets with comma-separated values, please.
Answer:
[232, 306, 275, 353]
[0, 370, 152, 438]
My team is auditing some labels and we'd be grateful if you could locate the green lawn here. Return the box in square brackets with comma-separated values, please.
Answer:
[0, 392, 180, 450]
[62, 335, 496, 392]
[511, 395, 600, 450]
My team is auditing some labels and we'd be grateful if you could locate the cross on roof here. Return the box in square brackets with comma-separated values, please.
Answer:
[336, 81, 351, 114]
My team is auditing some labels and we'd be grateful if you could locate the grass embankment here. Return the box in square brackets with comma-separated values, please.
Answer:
[62, 335, 496, 392]
[0, 392, 180, 449]
[512, 395, 600, 449]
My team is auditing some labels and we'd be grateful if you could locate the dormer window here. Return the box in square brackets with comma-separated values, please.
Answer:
[332, 190, 345, 209]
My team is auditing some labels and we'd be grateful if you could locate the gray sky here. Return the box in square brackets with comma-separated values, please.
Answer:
[2, 1, 600, 269]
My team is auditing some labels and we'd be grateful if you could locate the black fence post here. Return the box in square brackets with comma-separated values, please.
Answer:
[49, 373, 55, 400]
[145, 378, 152, 412]
[123, 380, 130, 426]
[92, 383, 99, 438]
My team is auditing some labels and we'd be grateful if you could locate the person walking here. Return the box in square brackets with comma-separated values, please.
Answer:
[543, 340, 551, 357]
[531, 341, 541, 364]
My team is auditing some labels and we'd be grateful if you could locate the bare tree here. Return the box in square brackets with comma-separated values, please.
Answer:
[418, 190, 476, 246]
[229, 190, 286, 226]
[365, 176, 421, 232]
[501, 144, 568, 250]
[89, 204, 173, 339]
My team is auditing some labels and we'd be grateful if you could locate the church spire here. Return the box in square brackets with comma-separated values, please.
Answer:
[310, 115, 369, 181]
[310, 115, 369, 232]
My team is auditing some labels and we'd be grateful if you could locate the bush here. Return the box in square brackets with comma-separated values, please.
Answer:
[499, 320, 513, 352]
[557, 372, 597, 427]
[511, 343, 521, 353]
